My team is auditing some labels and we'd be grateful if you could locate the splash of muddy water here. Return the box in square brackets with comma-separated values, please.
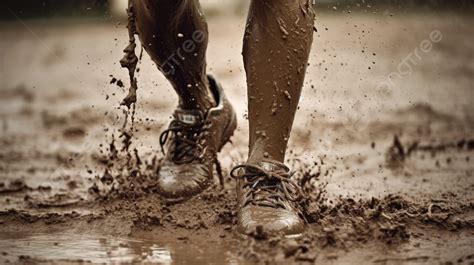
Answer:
[119, 0, 139, 109]
[91, 0, 146, 196]
[116, 0, 142, 170]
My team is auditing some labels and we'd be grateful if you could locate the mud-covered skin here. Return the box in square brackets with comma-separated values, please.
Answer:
[133, 0, 215, 111]
[156, 75, 237, 201]
[243, 0, 315, 163]
[134, 0, 315, 163]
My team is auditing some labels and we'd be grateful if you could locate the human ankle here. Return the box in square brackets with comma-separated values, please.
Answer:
[247, 150, 285, 165]
[179, 82, 216, 112]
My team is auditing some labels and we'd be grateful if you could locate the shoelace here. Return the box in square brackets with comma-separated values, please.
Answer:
[159, 119, 210, 164]
[230, 163, 303, 209]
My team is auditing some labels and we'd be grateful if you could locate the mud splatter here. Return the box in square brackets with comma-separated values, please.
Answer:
[238, 194, 474, 264]
[385, 135, 474, 168]
[0, 180, 29, 194]
[119, 0, 139, 109]
[1, 11, 473, 264]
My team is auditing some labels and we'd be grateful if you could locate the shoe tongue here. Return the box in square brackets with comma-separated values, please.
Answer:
[174, 109, 203, 126]
[257, 160, 289, 174]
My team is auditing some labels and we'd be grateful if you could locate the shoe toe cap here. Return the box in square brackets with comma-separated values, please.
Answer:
[237, 206, 305, 237]
[157, 162, 211, 199]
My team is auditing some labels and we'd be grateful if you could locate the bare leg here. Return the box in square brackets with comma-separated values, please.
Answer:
[133, 0, 215, 111]
[243, 0, 315, 163]
[233, 1, 315, 236]
[133, 0, 237, 201]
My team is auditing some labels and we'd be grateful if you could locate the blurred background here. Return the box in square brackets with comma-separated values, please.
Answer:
[1, 0, 474, 20]
[1, 2, 473, 263]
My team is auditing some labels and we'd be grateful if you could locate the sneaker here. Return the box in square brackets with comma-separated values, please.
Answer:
[231, 160, 306, 237]
[157, 75, 237, 202]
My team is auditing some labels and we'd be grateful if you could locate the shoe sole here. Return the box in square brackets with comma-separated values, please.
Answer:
[158, 78, 237, 203]
[159, 108, 237, 203]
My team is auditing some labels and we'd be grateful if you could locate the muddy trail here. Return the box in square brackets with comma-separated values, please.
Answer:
[1, 12, 474, 264]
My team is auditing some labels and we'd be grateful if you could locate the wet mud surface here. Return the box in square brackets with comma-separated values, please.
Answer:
[1, 13, 474, 264]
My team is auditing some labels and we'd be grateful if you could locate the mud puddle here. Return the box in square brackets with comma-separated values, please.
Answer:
[0, 231, 240, 264]
[1, 229, 472, 264]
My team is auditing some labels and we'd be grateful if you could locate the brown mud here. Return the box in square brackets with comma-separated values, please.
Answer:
[1, 12, 474, 264]
[119, 0, 139, 109]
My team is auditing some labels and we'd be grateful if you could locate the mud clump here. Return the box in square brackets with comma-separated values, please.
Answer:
[25, 193, 84, 208]
[88, 143, 473, 264]
[385, 134, 474, 169]
[239, 194, 473, 263]
[89, 113, 160, 201]
[119, 0, 139, 108]
[109, 75, 124, 88]
[0, 180, 29, 194]
[385, 135, 406, 168]
[0, 209, 82, 225]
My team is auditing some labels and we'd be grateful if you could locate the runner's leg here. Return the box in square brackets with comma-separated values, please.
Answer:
[243, 0, 315, 163]
[133, 0, 215, 111]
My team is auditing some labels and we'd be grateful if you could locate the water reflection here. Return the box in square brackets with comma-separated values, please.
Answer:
[0, 231, 239, 264]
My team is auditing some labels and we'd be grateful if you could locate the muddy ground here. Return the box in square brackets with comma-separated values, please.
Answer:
[0, 11, 473, 264]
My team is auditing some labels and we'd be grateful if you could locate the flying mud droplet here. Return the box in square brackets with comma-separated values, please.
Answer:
[284, 90, 292, 101]
[385, 135, 406, 169]
[276, 17, 289, 39]
[271, 95, 278, 115]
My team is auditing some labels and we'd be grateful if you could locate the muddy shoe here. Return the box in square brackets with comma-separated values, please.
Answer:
[157, 75, 237, 202]
[231, 160, 306, 237]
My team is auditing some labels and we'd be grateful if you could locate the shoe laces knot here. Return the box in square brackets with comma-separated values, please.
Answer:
[159, 118, 212, 164]
[230, 163, 303, 209]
